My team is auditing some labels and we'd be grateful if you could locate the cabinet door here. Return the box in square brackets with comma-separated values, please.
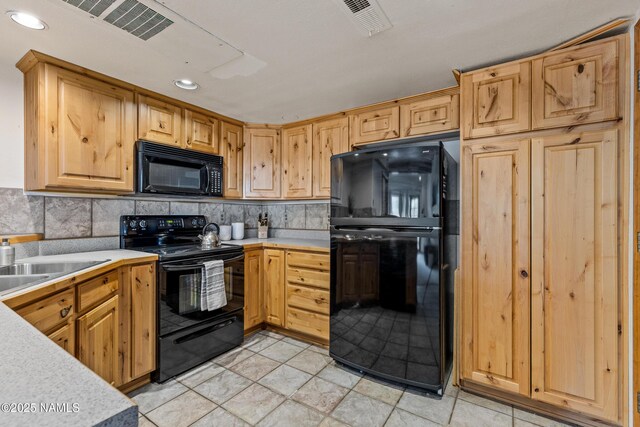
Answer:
[530, 130, 618, 421]
[350, 106, 399, 145]
[244, 250, 264, 330]
[138, 94, 182, 147]
[221, 121, 243, 198]
[185, 109, 219, 154]
[263, 249, 285, 326]
[400, 94, 459, 137]
[130, 263, 156, 379]
[48, 322, 75, 356]
[313, 117, 349, 198]
[461, 139, 530, 396]
[77, 296, 120, 386]
[43, 65, 135, 192]
[244, 127, 281, 198]
[461, 62, 530, 139]
[282, 125, 313, 198]
[532, 39, 619, 130]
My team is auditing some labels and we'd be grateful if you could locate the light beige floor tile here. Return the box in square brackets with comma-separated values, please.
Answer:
[331, 390, 393, 427]
[513, 409, 572, 427]
[243, 334, 280, 352]
[260, 330, 287, 339]
[319, 417, 350, 427]
[146, 390, 216, 427]
[396, 389, 455, 425]
[282, 336, 311, 348]
[129, 379, 188, 414]
[449, 399, 512, 427]
[286, 348, 332, 374]
[292, 377, 349, 414]
[514, 419, 542, 427]
[193, 369, 252, 404]
[317, 364, 362, 389]
[191, 407, 250, 427]
[353, 377, 403, 406]
[457, 390, 512, 415]
[213, 348, 256, 368]
[138, 415, 157, 427]
[222, 383, 286, 425]
[309, 345, 330, 356]
[260, 340, 305, 362]
[259, 364, 313, 396]
[384, 408, 439, 427]
[176, 362, 225, 388]
[444, 375, 459, 397]
[257, 400, 324, 427]
[230, 353, 281, 381]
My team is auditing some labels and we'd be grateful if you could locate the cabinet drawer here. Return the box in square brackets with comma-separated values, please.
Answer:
[350, 106, 400, 145]
[287, 268, 329, 290]
[17, 289, 75, 333]
[287, 307, 329, 340]
[287, 284, 329, 314]
[400, 94, 459, 137]
[287, 251, 329, 271]
[77, 271, 119, 313]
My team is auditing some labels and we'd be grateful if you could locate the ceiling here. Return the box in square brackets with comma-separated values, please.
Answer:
[0, 0, 638, 123]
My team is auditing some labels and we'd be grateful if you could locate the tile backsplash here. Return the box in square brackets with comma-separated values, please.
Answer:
[0, 188, 330, 239]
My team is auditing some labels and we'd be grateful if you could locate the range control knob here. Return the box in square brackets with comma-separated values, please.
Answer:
[129, 220, 137, 228]
[197, 218, 205, 227]
[139, 220, 147, 228]
[191, 218, 198, 227]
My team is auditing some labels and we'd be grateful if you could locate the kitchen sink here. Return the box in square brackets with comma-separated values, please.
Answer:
[0, 260, 110, 297]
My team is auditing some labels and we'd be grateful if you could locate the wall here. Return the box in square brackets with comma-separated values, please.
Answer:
[0, 60, 24, 188]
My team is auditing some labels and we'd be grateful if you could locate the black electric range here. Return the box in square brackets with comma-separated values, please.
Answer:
[120, 215, 245, 382]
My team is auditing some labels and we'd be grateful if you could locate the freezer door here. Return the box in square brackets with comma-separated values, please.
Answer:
[330, 227, 447, 392]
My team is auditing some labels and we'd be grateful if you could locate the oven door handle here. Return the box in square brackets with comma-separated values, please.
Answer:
[162, 254, 244, 272]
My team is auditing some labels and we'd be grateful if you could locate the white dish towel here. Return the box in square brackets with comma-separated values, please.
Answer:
[200, 260, 227, 311]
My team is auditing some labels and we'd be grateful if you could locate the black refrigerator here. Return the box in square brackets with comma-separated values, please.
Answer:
[329, 138, 458, 396]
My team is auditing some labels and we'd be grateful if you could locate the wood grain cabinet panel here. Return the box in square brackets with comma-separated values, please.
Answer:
[24, 64, 135, 193]
[286, 307, 329, 340]
[312, 117, 349, 198]
[77, 270, 118, 312]
[138, 94, 182, 147]
[17, 288, 75, 334]
[221, 121, 243, 198]
[461, 139, 530, 396]
[184, 109, 219, 154]
[530, 130, 618, 422]
[130, 263, 156, 378]
[282, 125, 313, 198]
[461, 62, 531, 139]
[263, 249, 285, 326]
[244, 127, 281, 198]
[244, 250, 264, 330]
[48, 322, 75, 356]
[77, 295, 120, 386]
[400, 94, 459, 137]
[350, 106, 400, 145]
[532, 39, 619, 130]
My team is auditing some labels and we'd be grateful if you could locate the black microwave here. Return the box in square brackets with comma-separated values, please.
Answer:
[137, 140, 223, 197]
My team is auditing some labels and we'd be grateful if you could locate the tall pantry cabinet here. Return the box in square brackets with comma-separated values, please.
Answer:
[459, 34, 627, 426]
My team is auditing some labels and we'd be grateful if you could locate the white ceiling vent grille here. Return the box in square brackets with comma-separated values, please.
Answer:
[334, 0, 392, 37]
[61, 0, 116, 17]
[104, 0, 173, 40]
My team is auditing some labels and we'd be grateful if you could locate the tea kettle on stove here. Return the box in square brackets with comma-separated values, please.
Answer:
[198, 223, 221, 248]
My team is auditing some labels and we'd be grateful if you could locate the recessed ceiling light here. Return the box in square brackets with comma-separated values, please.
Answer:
[7, 11, 47, 30]
[174, 79, 199, 90]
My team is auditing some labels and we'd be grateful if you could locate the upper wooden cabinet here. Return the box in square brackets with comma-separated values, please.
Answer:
[400, 94, 459, 137]
[532, 39, 619, 130]
[350, 106, 400, 145]
[461, 62, 531, 139]
[461, 139, 531, 396]
[22, 63, 135, 193]
[282, 125, 313, 198]
[221, 121, 244, 198]
[243, 127, 281, 198]
[137, 94, 182, 147]
[530, 130, 618, 421]
[184, 109, 219, 154]
[313, 117, 349, 198]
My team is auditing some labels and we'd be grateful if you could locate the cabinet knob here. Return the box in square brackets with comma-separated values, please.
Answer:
[60, 305, 72, 318]
[519, 270, 528, 279]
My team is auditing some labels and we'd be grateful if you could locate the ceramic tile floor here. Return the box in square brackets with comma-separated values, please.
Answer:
[130, 330, 573, 427]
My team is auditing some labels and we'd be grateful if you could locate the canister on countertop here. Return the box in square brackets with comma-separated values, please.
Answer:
[0, 238, 15, 266]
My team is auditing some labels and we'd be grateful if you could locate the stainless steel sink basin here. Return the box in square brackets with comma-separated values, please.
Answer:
[0, 261, 104, 276]
[0, 275, 50, 293]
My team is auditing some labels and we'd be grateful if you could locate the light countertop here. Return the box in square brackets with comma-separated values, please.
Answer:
[225, 237, 329, 251]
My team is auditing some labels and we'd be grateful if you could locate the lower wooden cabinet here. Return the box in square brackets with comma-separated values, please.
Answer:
[264, 249, 286, 326]
[48, 322, 75, 355]
[244, 249, 264, 330]
[129, 263, 156, 379]
[77, 295, 120, 386]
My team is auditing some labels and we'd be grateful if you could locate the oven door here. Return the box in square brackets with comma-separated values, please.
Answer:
[158, 252, 244, 336]
[139, 151, 211, 196]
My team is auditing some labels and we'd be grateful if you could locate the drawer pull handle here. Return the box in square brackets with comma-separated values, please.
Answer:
[60, 305, 72, 318]
[315, 298, 326, 304]
[103, 277, 109, 284]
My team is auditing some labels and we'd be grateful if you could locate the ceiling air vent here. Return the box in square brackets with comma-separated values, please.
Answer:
[333, 0, 392, 37]
[103, 0, 173, 40]
[61, 0, 117, 17]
